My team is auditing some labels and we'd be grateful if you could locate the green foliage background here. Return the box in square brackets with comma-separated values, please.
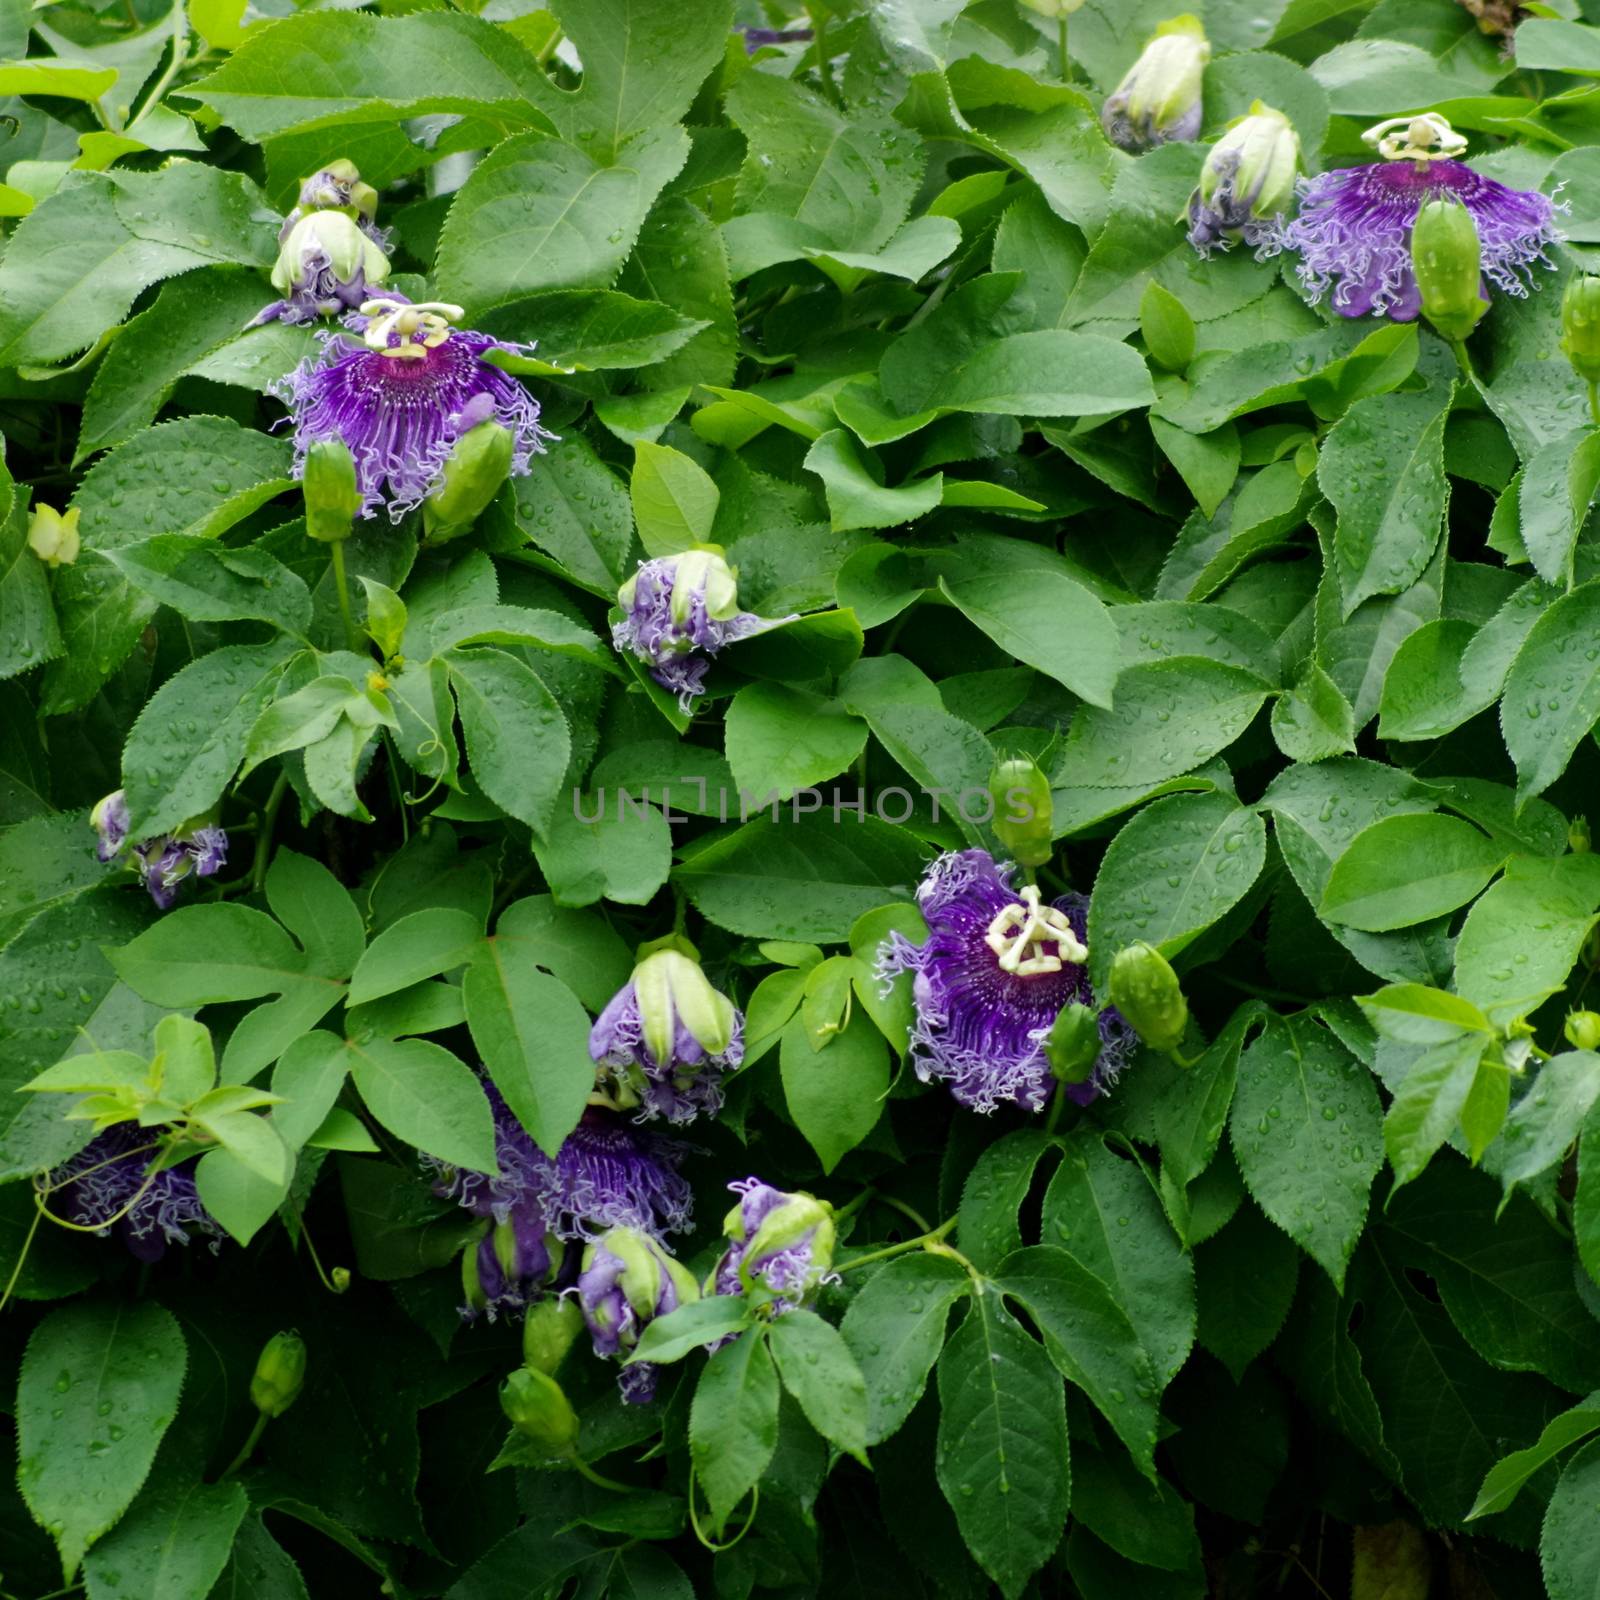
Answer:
[3, 0, 1600, 1595]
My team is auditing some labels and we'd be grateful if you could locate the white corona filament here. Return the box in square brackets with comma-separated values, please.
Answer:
[361, 298, 464, 361]
[1362, 112, 1466, 164]
[984, 885, 1088, 976]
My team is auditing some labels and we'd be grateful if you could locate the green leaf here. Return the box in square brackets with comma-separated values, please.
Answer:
[435, 129, 688, 317]
[958, 1129, 1057, 1274]
[106, 536, 311, 633]
[689, 1328, 780, 1526]
[1359, 983, 1494, 1045]
[724, 682, 868, 803]
[270, 1030, 350, 1153]
[1319, 382, 1452, 614]
[17, 1301, 187, 1581]
[209, 1515, 311, 1600]
[498, 430, 635, 594]
[935, 1292, 1069, 1600]
[490, 894, 633, 1014]
[447, 647, 571, 840]
[1088, 792, 1267, 990]
[1544, 1441, 1600, 1599]
[0, 493, 61, 680]
[1468, 1392, 1600, 1519]
[1271, 662, 1356, 763]
[479, 290, 707, 371]
[348, 907, 483, 1006]
[1519, 425, 1600, 587]
[1042, 1132, 1195, 1388]
[121, 640, 298, 837]
[534, 795, 672, 907]
[630, 1296, 754, 1366]
[1140, 280, 1195, 374]
[1501, 579, 1600, 806]
[1228, 1012, 1383, 1289]
[1069, 1438, 1201, 1575]
[1193, 1200, 1300, 1383]
[1320, 814, 1504, 932]
[996, 1244, 1161, 1478]
[767, 1308, 869, 1459]
[939, 563, 1120, 710]
[185, 11, 555, 142]
[345, 1036, 498, 1173]
[629, 441, 719, 557]
[839, 1252, 970, 1447]
[1383, 1033, 1489, 1188]
[804, 430, 942, 532]
[673, 813, 924, 942]
[1500, 1052, 1600, 1190]
[0, 164, 274, 367]
[778, 1007, 888, 1174]
[464, 947, 593, 1157]
[82, 1462, 247, 1600]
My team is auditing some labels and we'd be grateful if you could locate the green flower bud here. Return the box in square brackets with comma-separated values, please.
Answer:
[1107, 942, 1189, 1055]
[270, 210, 389, 298]
[522, 1295, 585, 1375]
[500, 1366, 579, 1455]
[1571, 815, 1592, 855]
[1102, 15, 1209, 153]
[1016, 0, 1085, 15]
[1197, 102, 1300, 224]
[723, 1187, 837, 1300]
[26, 503, 79, 568]
[422, 419, 516, 544]
[249, 1331, 307, 1419]
[671, 549, 741, 625]
[1566, 1011, 1600, 1052]
[1045, 1001, 1102, 1084]
[989, 756, 1054, 869]
[1561, 276, 1600, 384]
[297, 158, 378, 222]
[1411, 198, 1487, 344]
[632, 943, 738, 1069]
[302, 438, 363, 543]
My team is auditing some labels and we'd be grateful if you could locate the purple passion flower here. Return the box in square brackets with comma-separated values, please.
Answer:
[590, 945, 744, 1125]
[576, 1225, 700, 1404]
[277, 298, 550, 523]
[708, 1179, 836, 1315]
[877, 849, 1136, 1114]
[91, 790, 227, 910]
[1188, 103, 1301, 257]
[612, 550, 792, 713]
[1263, 114, 1562, 321]
[1101, 16, 1209, 154]
[429, 1087, 693, 1248]
[47, 1124, 221, 1262]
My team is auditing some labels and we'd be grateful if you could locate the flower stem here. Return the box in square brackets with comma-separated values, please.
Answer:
[1058, 14, 1071, 83]
[1589, 379, 1600, 431]
[329, 539, 360, 654]
[0, 1200, 43, 1316]
[219, 1412, 269, 1480]
[837, 1216, 957, 1273]
[572, 1456, 637, 1493]
[1449, 338, 1475, 381]
[250, 771, 289, 895]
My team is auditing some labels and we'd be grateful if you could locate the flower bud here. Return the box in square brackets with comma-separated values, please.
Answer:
[249, 1331, 307, 1419]
[669, 548, 742, 627]
[522, 1295, 585, 1376]
[1187, 102, 1300, 256]
[272, 210, 388, 298]
[1101, 15, 1209, 154]
[423, 417, 515, 544]
[1411, 198, 1488, 344]
[294, 159, 378, 223]
[1016, 0, 1085, 15]
[500, 1365, 579, 1455]
[1571, 815, 1592, 855]
[989, 757, 1054, 869]
[1045, 1002, 1102, 1084]
[302, 438, 364, 542]
[462, 1209, 562, 1319]
[90, 790, 130, 862]
[1562, 276, 1600, 384]
[711, 1180, 836, 1311]
[26, 503, 79, 568]
[632, 943, 738, 1072]
[1107, 942, 1189, 1055]
[578, 1226, 699, 1401]
[1566, 1011, 1600, 1052]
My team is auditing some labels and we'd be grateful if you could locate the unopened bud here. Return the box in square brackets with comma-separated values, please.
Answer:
[523, 1296, 585, 1375]
[670, 548, 741, 625]
[249, 1331, 307, 1418]
[303, 438, 363, 542]
[1045, 1002, 1102, 1084]
[1188, 102, 1300, 255]
[500, 1365, 579, 1455]
[423, 417, 516, 543]
[1101, 16, 1209, 154]
[631, 942, 738, 1069]
[1016, 0, 1085, 15]
[1107, 942, 1189, 1055]
[1566, 1011, 1600, 1052]
[1562, 276, 1600, 384]
[26, 503, 79, 568]
[989, 757, 1054, 869]
[1571, 815, 1592, 855]
[1412, 198, 1488, 344]
[295, 158, 378, 223]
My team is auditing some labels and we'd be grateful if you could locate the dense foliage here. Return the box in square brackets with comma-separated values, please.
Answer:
[7, 0, 1600, 1595]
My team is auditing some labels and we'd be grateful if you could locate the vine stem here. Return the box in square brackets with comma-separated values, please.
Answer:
[219, 1412, 269, 1480]
[329, 539, 360, 654]
[837, 1216, 957, 1274]
[250, 771, 290, 895]
[1589, 378, 1600, 431]
[572, 1456, 637, 1494]
[1058, 13, 1071, 83]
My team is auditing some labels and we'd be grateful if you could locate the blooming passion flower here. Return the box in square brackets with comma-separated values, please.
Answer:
[708, 1179, 836, 1315]
[47, 1124, 221, 1262]
[612, 549, 791, 713]
[91, 790, 227, 910]
[877, 849, 1137, 1114]
[1263, 113, 1563, 321]
[430, 1086, 694, 1255]
[589, 943, 744, 1125]
[278, 297, 550, 523]
[576, 1225, 700, 1403]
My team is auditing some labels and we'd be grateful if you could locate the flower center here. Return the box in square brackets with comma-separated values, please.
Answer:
[984, 885, 1088, 977]
[361, 298, 465, 362]
[1363, 112, 1467, 164]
